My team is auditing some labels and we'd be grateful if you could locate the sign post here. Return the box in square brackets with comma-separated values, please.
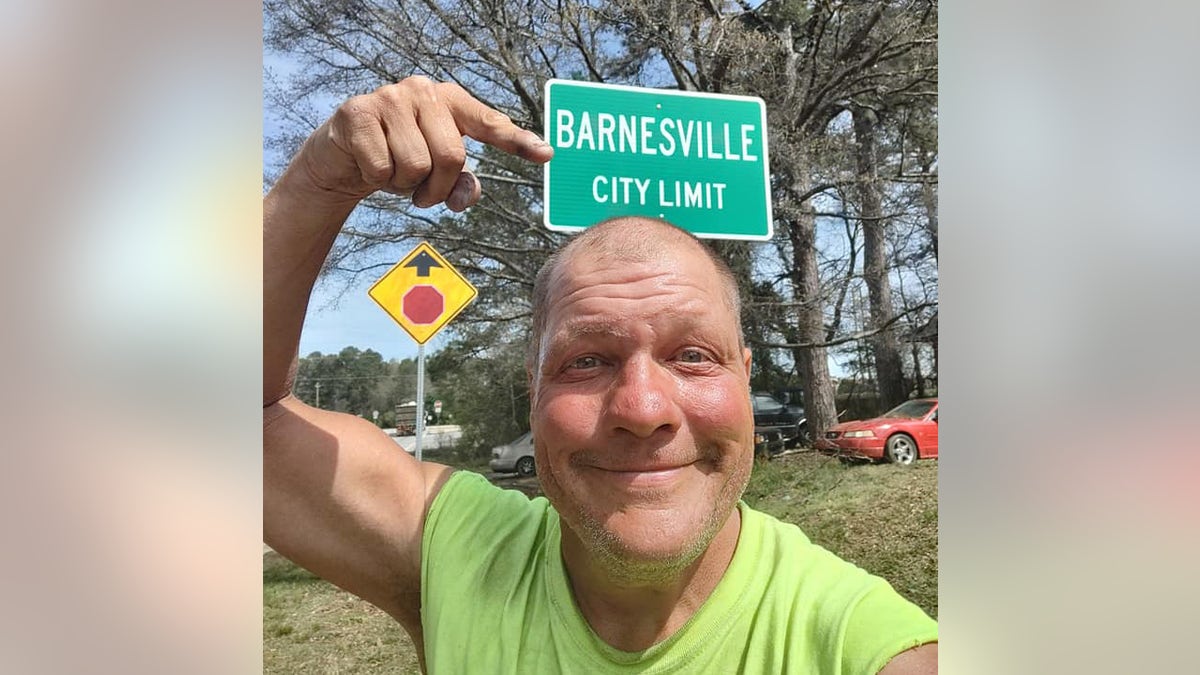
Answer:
[415, 344, 426, 459]
[368, 242, 478, 461]
[544, 79, 772, 241]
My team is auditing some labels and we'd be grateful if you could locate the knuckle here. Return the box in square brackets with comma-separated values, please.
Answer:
[374, 78, 432, 109]
[375, 84, 406, 107]
[432, 145, 467, 167]
[481, 107, 512, 130]
[401, 75, 433, 89]
[362, 161, 391, 185]
[334, 95, 375, 128]
[340, 94, 373, 114]
[394, 76, 435, 101]
[434, 81, 465, 99]
[394, 156, 432, 186]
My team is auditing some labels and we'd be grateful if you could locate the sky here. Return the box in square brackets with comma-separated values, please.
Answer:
[264, 49, 425, 361]
[300, 273, 438, 361]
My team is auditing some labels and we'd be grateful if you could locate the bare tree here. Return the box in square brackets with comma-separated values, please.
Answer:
[853, 105, 906, 409]
[263, 0, 938, 441]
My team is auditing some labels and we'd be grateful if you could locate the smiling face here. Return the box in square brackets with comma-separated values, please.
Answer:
[529, 222, 754, 574]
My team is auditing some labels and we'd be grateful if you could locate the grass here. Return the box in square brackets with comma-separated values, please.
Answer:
[263, 553, 421, 673]
[264, 452, 937, 672]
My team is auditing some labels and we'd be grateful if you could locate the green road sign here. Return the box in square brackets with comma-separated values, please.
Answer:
[543, 79, 772, 241]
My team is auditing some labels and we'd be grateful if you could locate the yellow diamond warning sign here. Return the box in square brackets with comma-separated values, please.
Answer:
[367, 242, 478, 344]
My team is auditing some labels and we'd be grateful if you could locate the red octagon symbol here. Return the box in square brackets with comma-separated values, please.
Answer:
[402, 285, 444, 324]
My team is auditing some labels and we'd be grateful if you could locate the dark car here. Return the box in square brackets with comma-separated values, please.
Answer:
[753, 427, 789, 457]
[751, 392, 808, 446]
[815, 398, 939, 465]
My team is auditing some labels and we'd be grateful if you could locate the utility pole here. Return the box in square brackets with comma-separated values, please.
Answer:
[315, 381, 321, 408]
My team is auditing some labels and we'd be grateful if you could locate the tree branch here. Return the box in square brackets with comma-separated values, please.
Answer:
[754, 302, 936, 349]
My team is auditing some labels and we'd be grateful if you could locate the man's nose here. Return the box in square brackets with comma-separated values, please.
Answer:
[606, 356, 680, 438]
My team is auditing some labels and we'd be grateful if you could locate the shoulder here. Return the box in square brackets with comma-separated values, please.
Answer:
[425, 471, 549, 535]
[740, 504, 904, 595]
[736, 504, 938, 674]
[422, 471, 556, 574]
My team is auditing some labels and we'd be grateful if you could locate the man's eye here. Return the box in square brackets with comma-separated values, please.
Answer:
[568, 355, 601, 370]
[678, 349, 708, 363]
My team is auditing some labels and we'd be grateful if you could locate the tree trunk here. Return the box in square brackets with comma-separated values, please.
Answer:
[921, 161, 938, 260]
[911, 341, 925, 397]
[932, 340, 938, 389]
[785, 163, 837, 438]
[852, 107, 907, 411]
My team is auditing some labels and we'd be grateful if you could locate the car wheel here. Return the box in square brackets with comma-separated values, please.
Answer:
[515, 456, 536, 477]
[885, 434, 918, 466]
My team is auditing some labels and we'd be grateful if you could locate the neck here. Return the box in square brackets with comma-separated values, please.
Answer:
[560, 507, 742, 652]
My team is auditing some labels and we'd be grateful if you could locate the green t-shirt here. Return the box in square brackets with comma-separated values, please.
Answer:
[421, 471, 936, 673]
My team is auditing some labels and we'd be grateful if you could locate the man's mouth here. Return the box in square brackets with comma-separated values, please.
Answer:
[591, 463, 694, 488]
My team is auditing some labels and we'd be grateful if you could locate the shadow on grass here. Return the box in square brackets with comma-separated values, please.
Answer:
[263, 551, 321, 585]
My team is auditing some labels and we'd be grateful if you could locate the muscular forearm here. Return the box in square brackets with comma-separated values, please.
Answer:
[262, 167, 359, 406]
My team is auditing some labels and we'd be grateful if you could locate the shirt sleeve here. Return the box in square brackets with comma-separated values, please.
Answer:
[422, 471, 540, 579]
[838, 577, 938, 675]
[421, 472, 549, 617]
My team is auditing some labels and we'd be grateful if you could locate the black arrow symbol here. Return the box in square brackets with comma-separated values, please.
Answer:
[405, 251, 443, 277]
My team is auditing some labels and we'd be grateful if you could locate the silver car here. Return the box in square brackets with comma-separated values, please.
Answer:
[488, 431, 536, 476]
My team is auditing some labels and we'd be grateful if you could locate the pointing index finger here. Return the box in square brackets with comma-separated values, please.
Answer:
[441, 86, 554, 164]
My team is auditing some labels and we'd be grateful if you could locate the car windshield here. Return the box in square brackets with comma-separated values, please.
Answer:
[881, 400, 936, 419]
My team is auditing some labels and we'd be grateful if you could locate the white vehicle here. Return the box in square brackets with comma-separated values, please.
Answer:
[488, 431, 535, 476]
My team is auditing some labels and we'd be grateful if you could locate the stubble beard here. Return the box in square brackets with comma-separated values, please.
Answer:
[545, 456, 752, 587]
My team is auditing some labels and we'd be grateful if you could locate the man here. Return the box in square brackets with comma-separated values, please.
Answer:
[264, 77, 938, 673]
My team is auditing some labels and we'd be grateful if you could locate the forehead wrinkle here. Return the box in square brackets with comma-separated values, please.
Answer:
[548, 301, 737, 358]
[545, 271, 725, 348]
[550, 273, 715, 313]
[534, 241, 741, 374]
[549, 291, 699, 340]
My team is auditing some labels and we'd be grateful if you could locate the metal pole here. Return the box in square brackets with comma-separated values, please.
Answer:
[415, 343, 426, 462]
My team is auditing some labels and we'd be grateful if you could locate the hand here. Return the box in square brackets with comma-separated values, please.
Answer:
[291, 76, 553, 211]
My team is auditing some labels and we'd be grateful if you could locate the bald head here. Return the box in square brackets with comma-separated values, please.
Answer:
[527, 217, 743, 372]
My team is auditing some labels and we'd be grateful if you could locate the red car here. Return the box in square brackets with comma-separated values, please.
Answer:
[816, 398, 938, 465]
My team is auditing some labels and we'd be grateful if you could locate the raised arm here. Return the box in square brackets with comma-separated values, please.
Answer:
[265, 76, 552, 402]
[263, 77, 552, 632]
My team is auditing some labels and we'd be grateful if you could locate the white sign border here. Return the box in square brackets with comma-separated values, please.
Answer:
[542, 78, 773, 242]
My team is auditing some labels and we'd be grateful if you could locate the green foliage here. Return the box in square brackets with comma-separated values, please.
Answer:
[746, 280, 805, 393]
[426, 333, 530, 458]
[295, 348, 435, 426]
[756, 0, 811, 29]
[292, 337, 532, 451]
